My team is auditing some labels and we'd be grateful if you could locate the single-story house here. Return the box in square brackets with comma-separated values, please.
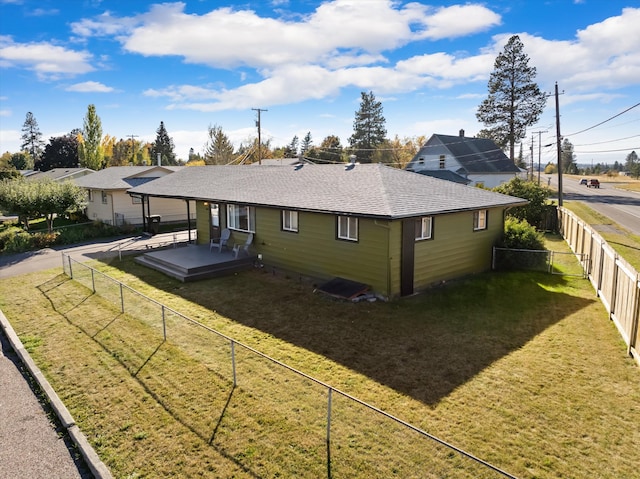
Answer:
[24, 167, 95, 182]
[405, 130, 524, 188]
[74, 166, 194, 228]
[128, 163, 526, 299]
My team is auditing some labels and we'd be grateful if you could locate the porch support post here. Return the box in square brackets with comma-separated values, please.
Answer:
[186, 200, 192, 243]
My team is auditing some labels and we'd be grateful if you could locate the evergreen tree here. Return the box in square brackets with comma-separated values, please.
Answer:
[349, 91, 387, 163]
[561, 138, 577, 174]
[300, 131, 313, 154]
[150, 121, 177, 166]
[78, 104, 104, 170]
[625, 151, 639, 178]
[476, 35, 547, 162]
[20, 112, 45, 164]
[38, 130, 80, 171]
[203, 125, 235, 165]
[284, 135, 299, 157]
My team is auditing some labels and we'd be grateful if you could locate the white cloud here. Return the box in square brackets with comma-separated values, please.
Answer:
[0, 36, 94, 80]
[66, 81, 115, 92]
[0, 108, 11, 117]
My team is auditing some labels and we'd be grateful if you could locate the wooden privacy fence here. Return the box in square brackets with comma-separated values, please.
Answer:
[558, 207, 640, 366]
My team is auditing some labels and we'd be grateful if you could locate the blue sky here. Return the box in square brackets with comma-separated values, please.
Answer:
[0, 0, 638, 166]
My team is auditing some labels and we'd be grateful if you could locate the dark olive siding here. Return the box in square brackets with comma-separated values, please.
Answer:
[253, 208, 393, 296]
[195, 201, 211, 244]
[413, 208, 503, 289]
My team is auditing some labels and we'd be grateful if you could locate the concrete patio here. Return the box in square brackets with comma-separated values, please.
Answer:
[134, 243, 256, 282]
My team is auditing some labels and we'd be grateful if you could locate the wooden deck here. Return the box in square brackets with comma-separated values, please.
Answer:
[134, 244, 255, 282]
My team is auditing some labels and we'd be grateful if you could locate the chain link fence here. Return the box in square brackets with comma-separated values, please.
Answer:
[492, 247, 588, 278]
[61, 252, 517, 479]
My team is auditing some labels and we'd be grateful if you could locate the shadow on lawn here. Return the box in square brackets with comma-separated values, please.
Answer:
[101, 259, 595, 406]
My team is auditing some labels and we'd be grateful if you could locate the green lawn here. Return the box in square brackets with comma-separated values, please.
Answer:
[1, 234, 638, 478]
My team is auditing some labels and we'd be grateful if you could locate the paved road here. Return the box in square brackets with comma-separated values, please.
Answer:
[0, 230, 193, 478]
[549, 174, 640, 236]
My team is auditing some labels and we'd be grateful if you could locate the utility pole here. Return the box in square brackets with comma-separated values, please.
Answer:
[128, 134, 138, 165]
[555, 82, 563, 207]
[532, 130, 548, 185]
[530, 134, 535, 182]
[252, 108, 267, 165]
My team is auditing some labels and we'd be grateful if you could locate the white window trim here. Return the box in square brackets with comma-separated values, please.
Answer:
[282, 210, 298, 232]
[337, 215, 358, 241]
[416, 216, 433, 240]
[87, 190, 93, 202]
[227, 204, 255, 233]
[101, 191, 108, 204]
[473, 209, 488, 231]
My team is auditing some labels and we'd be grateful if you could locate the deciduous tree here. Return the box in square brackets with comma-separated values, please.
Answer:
[493, 176, 550, 228]
[78, 104, 104, 170]
[37, 131, 80, 171]
[476, 35, 547, 162]
[9, 152, 33, 170]
[561, 138, 577, 174]
[349, 91, 387, 163]
[0, 178, 86, 232]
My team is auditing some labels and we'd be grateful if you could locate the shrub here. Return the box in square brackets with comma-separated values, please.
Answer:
[495, 218, 547, 271]
[500, 217, 545, 250]
[493, 177, 551, 228]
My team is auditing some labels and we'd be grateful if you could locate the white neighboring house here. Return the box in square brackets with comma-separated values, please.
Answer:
[74, 166, 195, 227]
[24, 167, 95, 182]
[405, 130, 525, 188]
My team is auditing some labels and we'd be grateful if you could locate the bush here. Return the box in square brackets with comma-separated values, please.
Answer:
[500, 217, 545, 250]
[495, 218, 547, 271]
[493, 177, 551, 228]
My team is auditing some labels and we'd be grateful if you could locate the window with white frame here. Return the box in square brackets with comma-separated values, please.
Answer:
[87, 190, 93, 202]
[282, 210, 298, 232]
[473, 209, 488, 231]
[337, 215, 358, 241]
[415, 216, 433, 240]
[131, 195, 142, 205]
[101, 191, 108, 204]
[227, 204, 255, 232]
[439, 155, 446, 169]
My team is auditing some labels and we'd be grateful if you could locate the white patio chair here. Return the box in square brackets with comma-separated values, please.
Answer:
[210, 228, 231, 252]
[232, 233, 253, 258]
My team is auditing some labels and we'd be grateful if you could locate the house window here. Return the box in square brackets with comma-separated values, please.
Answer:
[439, 155, 445, 169]
[418, 157, 424, 165]
[337, 216, 358, 241]
[227, 204, 255, 232]
[87, 190, 93, 202]
[131, 195, 142, 205]
[282, 210, 298, 232]
[473, 210, 488, 231]
[101, 191, 108, 204]
[415, 216, 433, 240]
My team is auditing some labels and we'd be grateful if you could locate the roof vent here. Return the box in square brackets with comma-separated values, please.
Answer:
[459, 129, 465, 137]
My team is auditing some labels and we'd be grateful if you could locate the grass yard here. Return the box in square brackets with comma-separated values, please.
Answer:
[1, 234, 639, 478]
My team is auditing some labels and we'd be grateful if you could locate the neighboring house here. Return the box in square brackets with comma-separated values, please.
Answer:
[405, 130, 524, 188]
[128, 164, 526, 299]
[25, 167, 95, 182]
[74, 166, 194, 227]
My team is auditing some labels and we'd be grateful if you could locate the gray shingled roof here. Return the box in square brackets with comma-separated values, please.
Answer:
[429, 134, 520, 174]
[74, 166, 181, 190]
[128, 164, 526, 219]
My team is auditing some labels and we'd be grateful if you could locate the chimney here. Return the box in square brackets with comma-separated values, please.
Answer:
[459, 129, 465, 137]
[157, 153, 161, 166]
[348, 154, 357, 164]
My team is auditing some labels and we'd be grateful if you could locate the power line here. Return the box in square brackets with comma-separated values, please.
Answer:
[565, 102, 640, 137]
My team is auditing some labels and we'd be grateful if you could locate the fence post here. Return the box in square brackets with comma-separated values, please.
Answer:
[161, 305, 167, 341]
[119, 283, 124, 313]
[68, 255, 73, 279]
[91, 269, 96, 293]
[231, 340, 237, 387]
[326, 387, 333, 479]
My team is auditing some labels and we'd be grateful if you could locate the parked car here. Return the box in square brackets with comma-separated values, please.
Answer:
[579, 178, 588, 185]
[587, 179, 600, 188]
